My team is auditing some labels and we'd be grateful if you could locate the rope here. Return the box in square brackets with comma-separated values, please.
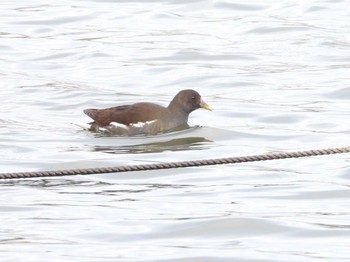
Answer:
[0, 146, 349, 180]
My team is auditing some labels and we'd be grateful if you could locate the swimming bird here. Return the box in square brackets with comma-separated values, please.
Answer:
[83, 89, 211, 135]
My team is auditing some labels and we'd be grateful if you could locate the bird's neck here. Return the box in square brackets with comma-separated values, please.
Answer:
[166, 103, 189, 125]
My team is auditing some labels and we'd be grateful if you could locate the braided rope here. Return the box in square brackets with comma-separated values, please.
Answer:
[0, 146, 349, 180]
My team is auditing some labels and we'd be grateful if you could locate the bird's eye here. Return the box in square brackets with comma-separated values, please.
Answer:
[191, 96, 195, 100]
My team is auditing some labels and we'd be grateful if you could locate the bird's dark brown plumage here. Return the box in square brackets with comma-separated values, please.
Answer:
[84, 89, 211, 135]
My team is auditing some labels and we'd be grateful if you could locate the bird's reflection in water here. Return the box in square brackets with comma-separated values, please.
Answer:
[93, 137, 212, 154]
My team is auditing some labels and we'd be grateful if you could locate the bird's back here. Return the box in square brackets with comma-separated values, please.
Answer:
[84, 102, 166, 126]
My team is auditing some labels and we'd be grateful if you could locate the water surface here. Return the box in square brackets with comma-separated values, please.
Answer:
[0, 0, 349, 261]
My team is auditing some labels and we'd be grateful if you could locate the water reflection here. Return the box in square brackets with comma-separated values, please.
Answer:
[92, 136, 212, 154]
[0, 178, 102, 188]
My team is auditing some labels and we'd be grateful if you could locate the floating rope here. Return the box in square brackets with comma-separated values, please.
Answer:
[0, 146, 349, 180]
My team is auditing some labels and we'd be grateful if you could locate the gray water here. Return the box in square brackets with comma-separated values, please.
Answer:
[1, 0, 350, 261]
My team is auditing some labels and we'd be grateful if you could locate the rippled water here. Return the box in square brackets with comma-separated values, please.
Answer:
[1, 0, 350, 261]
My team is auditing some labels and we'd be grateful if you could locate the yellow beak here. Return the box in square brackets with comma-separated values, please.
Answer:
[199, 98, 212, 111]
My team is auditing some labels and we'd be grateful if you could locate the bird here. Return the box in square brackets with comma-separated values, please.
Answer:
[83, 89, 211, 135]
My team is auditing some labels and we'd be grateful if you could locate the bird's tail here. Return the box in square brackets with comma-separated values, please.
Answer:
[83, 109, 98, 120]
